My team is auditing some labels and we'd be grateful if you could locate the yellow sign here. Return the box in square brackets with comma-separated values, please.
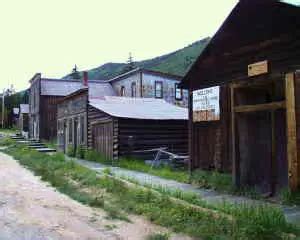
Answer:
[248, 60, 268, 77]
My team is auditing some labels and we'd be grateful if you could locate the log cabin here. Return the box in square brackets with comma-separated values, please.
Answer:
[57, 87, 188, 161]
[180, 0, 300, 194]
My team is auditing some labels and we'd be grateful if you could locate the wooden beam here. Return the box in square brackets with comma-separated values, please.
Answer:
[234, 101, 286, 113]
[285, 72, 298, 191]
[231, 77, 275, 89]
[230, 85, 239, 187]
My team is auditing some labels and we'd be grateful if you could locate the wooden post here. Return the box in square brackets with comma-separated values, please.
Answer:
[230, 85, 239, 187]
[285, 72, 298, 191]
[188, 89, 193, 175]
[270, 110, 276, 195]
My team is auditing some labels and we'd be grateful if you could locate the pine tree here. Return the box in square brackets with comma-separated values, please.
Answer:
[122, 52, 135, 73]
[70, 65, 81, 80]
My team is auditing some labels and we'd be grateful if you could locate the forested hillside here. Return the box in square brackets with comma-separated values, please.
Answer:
[64, 37, 210, 80]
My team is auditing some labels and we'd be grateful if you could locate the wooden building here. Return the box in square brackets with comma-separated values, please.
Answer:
[180, 0, 300, 193]
[18, 104, 29, 137]
[57, 83, 116, 153]
[88, 96, 188, 160]
[28, 73, 106, 140]
[109, 68, 189, 107]
[57, 89, 188, 160]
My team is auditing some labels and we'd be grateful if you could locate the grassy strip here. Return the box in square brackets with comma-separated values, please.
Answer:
[80, 149, 260, 197]
[0, 128, 17, 134]
[2, 142, 300, 239]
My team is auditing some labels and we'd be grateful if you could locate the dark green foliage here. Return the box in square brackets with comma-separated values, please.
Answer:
[63, 38, 210, 80]
[0, 90, 29, 128]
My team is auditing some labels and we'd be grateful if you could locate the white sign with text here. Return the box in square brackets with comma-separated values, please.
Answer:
[193, 86, 220, 122]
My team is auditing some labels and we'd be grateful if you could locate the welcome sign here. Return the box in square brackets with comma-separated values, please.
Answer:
[192, 86, 220, 122]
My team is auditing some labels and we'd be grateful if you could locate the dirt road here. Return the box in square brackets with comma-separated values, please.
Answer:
[0, 151, 191, 240]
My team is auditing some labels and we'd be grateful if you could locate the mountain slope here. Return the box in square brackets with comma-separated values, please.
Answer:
[64, 37, 210, 80]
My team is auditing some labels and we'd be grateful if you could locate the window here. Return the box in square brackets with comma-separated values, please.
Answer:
[68, 119, 73, 143]
[120, 86, 125, 96]
[131, 82, 136, 97]
[175, 83, 183, 100]
[80, 116, 85, 144]
[155, 81, 163, 98]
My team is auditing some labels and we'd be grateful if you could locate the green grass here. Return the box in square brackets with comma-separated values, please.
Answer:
[0, 128, 18, 134]
[280, 188, 300, 206]
[118, 158, 190, 183]
[146, 233, 169, 240]
[75, 148, 260, 198]
[2, 143, 300, 239]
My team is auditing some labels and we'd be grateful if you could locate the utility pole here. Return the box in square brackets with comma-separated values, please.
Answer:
[1, 89, 4, 128]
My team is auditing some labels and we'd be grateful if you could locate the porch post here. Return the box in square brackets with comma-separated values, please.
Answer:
[285, 72, 298, 191]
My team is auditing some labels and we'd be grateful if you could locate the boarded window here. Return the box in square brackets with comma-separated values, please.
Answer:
[120, 86, 125, 96]
[155, 81, 163, 98]
[68, 119, 73, 143]
[175, 83, 182, 100]
[131, 82, 136, 97]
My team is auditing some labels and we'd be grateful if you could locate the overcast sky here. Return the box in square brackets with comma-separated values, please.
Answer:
[0, 0, 240, 92]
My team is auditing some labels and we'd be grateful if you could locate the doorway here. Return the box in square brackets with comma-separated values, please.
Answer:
[231, 74, 290, 195]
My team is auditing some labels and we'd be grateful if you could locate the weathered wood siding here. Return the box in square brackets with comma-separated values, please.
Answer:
[189, 86, 230, 171]
[111, 72, 142, 98]
[88, 105, 188, 161]
[88, 105, 113, 148]
[111, 71, 189, 107]
[57, 90, 88, 152]
[40, 95, 64, 140]
[118, 118, 188, 160]
[141, 72, 188, 107]
[28, 75, 41, 139]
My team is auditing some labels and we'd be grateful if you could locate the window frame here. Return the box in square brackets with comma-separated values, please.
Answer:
[155, 81, 163, 99]
[175, 83, 183, 100]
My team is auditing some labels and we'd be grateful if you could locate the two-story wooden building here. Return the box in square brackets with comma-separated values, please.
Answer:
[180, 0, 300, 194]
[109, 68, 188, 107]
[28, 73, 107, 140]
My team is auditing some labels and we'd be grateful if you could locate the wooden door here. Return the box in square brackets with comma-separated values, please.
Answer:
[92, 121, 113, 160]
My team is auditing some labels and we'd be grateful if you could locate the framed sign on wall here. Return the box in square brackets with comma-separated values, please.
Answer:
[192, 86, 220, 122]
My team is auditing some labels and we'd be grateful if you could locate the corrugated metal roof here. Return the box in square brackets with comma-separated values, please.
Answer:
[89, 96, 188, 120]
[20, 104, 29, 114]
[40, 79, 116, 97]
